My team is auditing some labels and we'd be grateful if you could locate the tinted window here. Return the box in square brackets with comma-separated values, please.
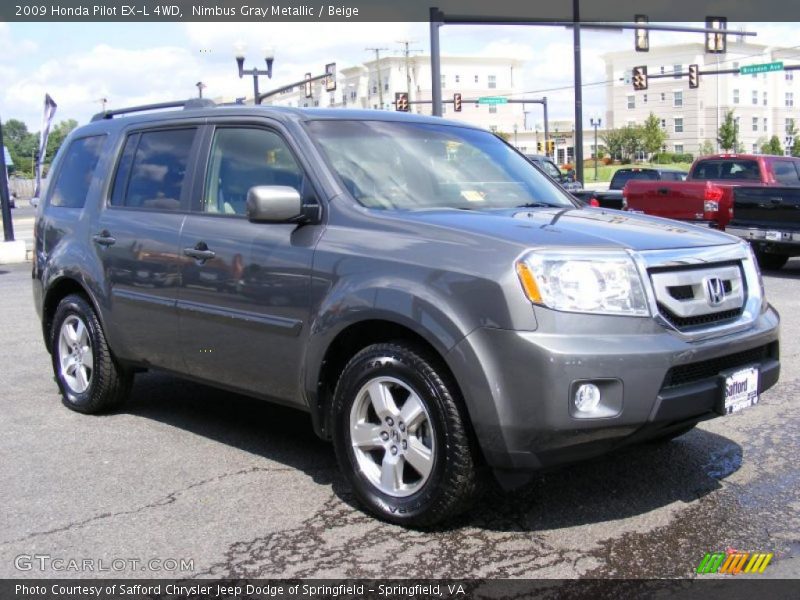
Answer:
[693, 159, 761, 181]
[609, 169, 659, 189]
[203, 128, 304, 215]
[111, 128, 196, 211]
[772, 161, 800, 185]
[49, 135, 106, 208]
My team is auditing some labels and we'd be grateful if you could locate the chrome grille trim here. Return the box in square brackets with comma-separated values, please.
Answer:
[650, 265, 744, 318]
[628, 243, 763, 341]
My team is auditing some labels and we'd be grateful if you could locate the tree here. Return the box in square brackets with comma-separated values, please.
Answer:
[601, 128, 624, 161]
[761, 136, 784, 156]
[45, 119, 78, 162]
[792, 137, 800, 158]
[717, 110, 737, 151]
[641, 112, 667, 158]
[2, 119, 38, 177]
[620, 124, 645, 161]
[699, 140, 715, 156]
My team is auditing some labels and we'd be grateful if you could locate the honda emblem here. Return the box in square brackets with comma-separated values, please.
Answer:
[704, 277, 726, 306]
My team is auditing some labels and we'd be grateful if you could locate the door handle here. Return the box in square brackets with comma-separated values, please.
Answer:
[92, 231, 116, 246]
[183, 242, 216, 262]
[657, 188, 669, 194]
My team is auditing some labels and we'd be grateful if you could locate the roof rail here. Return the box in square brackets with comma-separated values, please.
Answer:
[91, 98, 216, 122]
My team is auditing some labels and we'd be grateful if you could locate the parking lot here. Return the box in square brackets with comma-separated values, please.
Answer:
[0, 255, 798, 579]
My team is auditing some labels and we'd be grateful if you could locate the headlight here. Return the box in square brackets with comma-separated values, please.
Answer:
[515, 249, 650, 316]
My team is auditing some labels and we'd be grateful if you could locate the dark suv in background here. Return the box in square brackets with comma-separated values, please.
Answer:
[33, 100, 780, 527]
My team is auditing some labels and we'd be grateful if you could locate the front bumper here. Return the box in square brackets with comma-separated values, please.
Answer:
[447, 306, 780, 477]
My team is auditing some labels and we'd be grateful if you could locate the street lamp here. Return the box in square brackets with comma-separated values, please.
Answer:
[195, 81, 206, 98]
[590, 116, 602, 181]
[513, 123, 518, 147]
[235, 44, 275, 105]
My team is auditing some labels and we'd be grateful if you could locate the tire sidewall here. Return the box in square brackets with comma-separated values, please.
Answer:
[51, 296, 99, 411]
[333, 349, 451, 522]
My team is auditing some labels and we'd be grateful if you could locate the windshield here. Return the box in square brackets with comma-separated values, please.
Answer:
[305, 120, 574, 210]
[529, 157, 562, 180]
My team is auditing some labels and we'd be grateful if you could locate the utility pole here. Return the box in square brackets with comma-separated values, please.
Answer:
[397, 40, 422, 104]
[366, 47, 389, 109]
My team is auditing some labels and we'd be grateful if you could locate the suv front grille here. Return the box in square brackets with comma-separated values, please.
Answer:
[662, 343, 775, 389]
[649, 262, 746, 331]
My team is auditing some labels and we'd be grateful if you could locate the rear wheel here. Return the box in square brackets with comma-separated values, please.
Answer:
[332, 342, 479, 527]
[51, 294, 132, 414]
[755, 250, 788, 271]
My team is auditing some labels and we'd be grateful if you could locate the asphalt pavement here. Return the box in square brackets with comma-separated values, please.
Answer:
[0, 258, 798, 579]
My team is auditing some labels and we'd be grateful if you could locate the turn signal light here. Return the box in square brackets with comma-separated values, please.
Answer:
[515, 261, 543, 303]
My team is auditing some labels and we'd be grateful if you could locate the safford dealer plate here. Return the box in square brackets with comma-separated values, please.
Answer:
[722, 367, 759, 415]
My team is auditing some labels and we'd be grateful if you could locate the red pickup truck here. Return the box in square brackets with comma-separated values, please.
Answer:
[623, 154, 800, 231]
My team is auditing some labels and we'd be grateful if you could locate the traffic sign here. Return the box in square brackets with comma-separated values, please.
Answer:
[740, 62, 784, 75]
[478, 96, 508, 105]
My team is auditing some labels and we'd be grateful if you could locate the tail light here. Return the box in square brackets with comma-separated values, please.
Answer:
[589, 197, 600, 207]
[704, 182, 723, 213]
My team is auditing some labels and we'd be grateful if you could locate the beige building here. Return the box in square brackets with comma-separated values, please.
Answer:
[604, 41, 800, 156]
[258, 54, 528, 135]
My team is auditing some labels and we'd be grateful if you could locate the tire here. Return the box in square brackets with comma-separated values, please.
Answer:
[755, 251, 788, 271]
[50, 294, 132, 414]
[331, 342, 479, 527]
[647, 423, 696, 443]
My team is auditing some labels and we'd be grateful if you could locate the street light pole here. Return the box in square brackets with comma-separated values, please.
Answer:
[235, 46, 275, 105]
[196, 81, 206, 98]
[590, 116, 601, 180]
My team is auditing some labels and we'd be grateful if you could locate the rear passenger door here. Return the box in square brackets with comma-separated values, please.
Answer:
[176, 123, 323, 404]
[93, 126, 202, 371]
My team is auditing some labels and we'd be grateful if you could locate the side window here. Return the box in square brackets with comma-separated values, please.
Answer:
[772, 161, 800, 185]
[48, 135, 106, 208]
[203, 128, 304, 215]
[110, 128, 196, 211]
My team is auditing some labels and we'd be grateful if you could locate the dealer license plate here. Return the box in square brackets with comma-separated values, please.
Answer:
[722, 367, 759, 415]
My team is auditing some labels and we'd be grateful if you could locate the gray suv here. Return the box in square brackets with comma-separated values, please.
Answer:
[33, 100, 780, 527]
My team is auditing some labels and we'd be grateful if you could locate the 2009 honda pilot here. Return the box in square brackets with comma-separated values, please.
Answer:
[33, 100, 780, 526]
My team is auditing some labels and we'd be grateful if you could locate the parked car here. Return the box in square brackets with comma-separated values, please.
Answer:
[33, 101, 780, 527]
[623, 154, 800, 268]
[573, 167, 688, 209]
[525, 154, 583, 193]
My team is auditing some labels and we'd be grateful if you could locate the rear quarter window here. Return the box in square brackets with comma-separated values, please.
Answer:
[48, 135, 107, 208]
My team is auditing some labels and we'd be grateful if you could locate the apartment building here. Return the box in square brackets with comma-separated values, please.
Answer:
[604, 41, 800, 155]
[261, 54, 527, 134]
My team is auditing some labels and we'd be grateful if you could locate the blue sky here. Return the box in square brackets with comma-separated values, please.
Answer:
[1, 22, 797, 131]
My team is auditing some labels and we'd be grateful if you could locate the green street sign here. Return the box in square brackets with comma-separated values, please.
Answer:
[740, 62, 784, 75]
[478, 96, 508, 105]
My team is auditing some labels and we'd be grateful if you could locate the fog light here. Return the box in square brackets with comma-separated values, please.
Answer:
[574, 383, 601, 412]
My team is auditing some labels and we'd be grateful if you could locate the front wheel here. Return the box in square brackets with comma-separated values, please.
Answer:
[755, 250, 788, 271]
[50, 294, 132, 414]
[332, 342, 479, 527]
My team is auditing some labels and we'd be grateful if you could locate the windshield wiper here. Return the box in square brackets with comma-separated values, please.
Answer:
[514, 202, 561, 208]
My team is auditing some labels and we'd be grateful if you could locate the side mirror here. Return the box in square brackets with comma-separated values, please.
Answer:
[30, 197, 40, 208]
[246, 186, 304, 223]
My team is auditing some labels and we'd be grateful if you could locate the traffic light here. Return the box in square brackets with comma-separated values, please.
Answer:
[689, 64, 700, 89]
[632, 66, 648, 91]
[324, 63, 337, 92]
[634, 14, 649, 52]
[537, 141, 543, 153]
[546, 140, 555, 156]
[453, 93, 462, 112]
[395, 92, 409, 112]
[705, 17, 727, 54]
[304, 73, 312, 99]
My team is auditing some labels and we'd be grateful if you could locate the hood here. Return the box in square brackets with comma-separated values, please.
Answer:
[396, 206, 738, 251]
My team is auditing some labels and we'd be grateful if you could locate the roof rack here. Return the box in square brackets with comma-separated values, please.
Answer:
[91, 98, 216, 122]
